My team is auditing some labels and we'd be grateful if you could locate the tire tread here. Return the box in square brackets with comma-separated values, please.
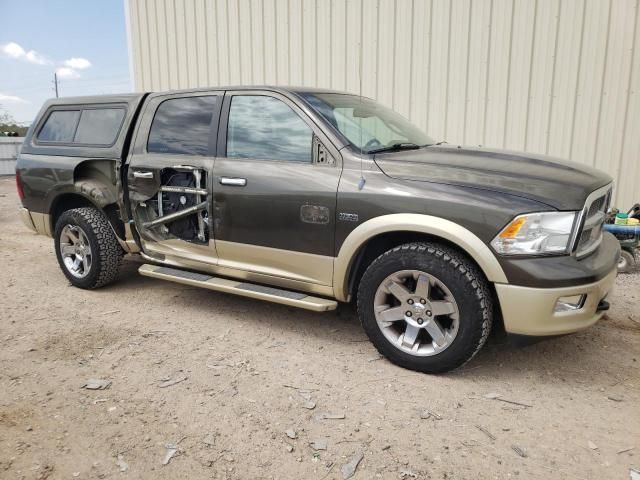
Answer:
[357, 242, 493, 373]
[55, 207, 124, 289]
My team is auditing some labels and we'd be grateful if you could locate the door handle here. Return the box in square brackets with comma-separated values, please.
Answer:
[133, 170, 154, 179]
[219, 177, 247, 187]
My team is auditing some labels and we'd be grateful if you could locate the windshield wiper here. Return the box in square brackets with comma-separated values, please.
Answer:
[367, 142, 423, 154]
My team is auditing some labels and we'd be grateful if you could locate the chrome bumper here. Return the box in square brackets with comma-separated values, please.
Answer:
[495, 268, 617, 336]
[19, 207, 36, 232]
[19, 208, 52, 236]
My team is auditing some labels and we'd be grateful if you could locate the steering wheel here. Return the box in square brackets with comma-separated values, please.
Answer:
[363, 138, 382, 150]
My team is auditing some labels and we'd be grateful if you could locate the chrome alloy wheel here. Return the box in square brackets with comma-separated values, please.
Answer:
[59, 224, 92, 278]
[373, 270, 460, 356]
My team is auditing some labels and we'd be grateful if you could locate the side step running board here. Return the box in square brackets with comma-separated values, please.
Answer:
[138, 264, 338, 312]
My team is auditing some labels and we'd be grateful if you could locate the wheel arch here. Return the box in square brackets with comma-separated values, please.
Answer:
[50, 190, 123, 232]
[333, 213, 508, 302]
[44, 159, 120, 231]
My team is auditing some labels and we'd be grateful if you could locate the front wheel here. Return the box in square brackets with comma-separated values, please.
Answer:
[357, 242, 493, 374]
[54, 207, 124, 289]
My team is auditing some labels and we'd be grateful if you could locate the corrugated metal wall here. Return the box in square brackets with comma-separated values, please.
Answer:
[127, 0, 640, 207]
[0, 138, 23, 175]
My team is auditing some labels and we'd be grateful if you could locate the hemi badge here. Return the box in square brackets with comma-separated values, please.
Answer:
[338, 212, 359, 222]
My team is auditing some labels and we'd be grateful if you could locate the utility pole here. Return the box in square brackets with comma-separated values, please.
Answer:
[53, 72, 59, 98]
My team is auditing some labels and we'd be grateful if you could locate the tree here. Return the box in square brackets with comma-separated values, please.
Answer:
[0, 105, 14, 123]
[0, 105, 29, 137]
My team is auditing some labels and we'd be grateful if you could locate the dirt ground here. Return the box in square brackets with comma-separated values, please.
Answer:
[0, 176, 639, 480]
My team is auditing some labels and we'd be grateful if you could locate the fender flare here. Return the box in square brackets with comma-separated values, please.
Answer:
[332, 213, 508, 301]
[46, 180, 118, 226]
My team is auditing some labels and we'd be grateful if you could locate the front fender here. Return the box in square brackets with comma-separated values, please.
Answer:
[332, 213, 508, 301]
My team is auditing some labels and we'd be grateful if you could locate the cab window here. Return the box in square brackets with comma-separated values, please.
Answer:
[226, 95, 312, 162]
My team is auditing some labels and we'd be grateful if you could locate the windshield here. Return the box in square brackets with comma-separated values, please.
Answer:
[299, 93, 434, 153]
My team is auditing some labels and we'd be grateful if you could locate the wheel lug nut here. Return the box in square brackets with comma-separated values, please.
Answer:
[417, 318, 424, 325]
[426, 310, 432, 317]
[420, 298, 427, 304]
[407, 299, 414, 305]
[406, 311, 412, 317]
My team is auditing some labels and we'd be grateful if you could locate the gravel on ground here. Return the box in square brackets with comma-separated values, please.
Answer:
[0, 176, 638, 479]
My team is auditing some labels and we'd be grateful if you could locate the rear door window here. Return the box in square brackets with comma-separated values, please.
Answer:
[38, 110, 80, 142]
[74, 108, 126, 145]
[147, 96, 218, 156]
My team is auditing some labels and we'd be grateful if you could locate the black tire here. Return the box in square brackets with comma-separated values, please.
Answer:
[618, 250, 635, 274]
[357, 242, 493, 374]
[54, 207, 124, 289]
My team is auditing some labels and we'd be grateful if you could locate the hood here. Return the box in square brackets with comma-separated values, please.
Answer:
[374, 145, 612, 210]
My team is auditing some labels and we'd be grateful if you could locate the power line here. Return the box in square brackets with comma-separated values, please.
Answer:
[4, 79, 132, 95]
[1, 72, 131, 91]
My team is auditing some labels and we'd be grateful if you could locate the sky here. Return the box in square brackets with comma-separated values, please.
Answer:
[0, 0, 131, 124]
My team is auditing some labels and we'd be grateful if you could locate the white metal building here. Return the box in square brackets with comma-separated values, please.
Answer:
[126, 0, 639, 207]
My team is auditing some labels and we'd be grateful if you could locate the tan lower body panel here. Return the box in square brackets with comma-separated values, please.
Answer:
[215, 240, 334, 287]
[141, 232, 335, 288]
[140, 240, 335, 298]
[21, 210, 52, 236]
[495, 268, 617, 336]
[19, 209, 51, 236]
[120, 223, 141, 253]
[142, 238, 219, 267]
[138, 264, 337, 312]
[19, 208, 36, 232]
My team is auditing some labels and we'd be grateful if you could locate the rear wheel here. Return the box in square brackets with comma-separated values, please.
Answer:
[54, 207, 124, 289]
[618, 250, 635, 273]
[357, 242, 493, 374]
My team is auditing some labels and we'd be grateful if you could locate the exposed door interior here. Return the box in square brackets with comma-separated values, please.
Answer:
[127, 92, 221, 265]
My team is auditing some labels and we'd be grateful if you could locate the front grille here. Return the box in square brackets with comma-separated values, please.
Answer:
[587, 195, 606, 217]
[575, 185, 612, 257]
[577, 229, 592, 251]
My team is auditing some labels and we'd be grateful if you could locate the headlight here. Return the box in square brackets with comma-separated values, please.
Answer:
[491, 211, 577, 256]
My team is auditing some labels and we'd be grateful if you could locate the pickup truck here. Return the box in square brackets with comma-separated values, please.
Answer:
[16, 87, 619, 373]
